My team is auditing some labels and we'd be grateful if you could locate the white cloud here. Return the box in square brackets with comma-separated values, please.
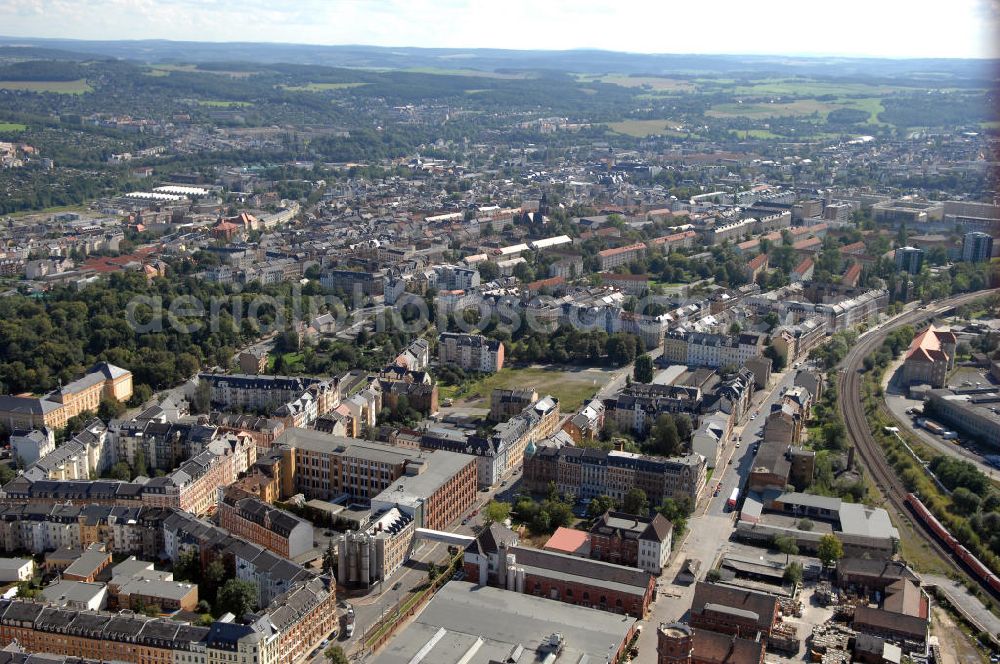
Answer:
[2, 0, 996, 58]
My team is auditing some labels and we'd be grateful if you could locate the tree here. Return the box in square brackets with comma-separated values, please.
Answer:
[216, 579, 258, 618]
[674, 413, 692, 442]
[322, 540, 336, 575]
[783, 561, 803, 586]
[728, 322, 742, 336]
[133, 447, 148, 478]
[483, 500, 512, 525]
[428, 562, 440, 582]
[325, 645, 349, 664]
[797, 518, 814, 532]
[650, 414, 680, 456]
[817, 534, 844, 568]
[190, 381, 212, 414]
[98, 396, 126, 421]
[622, 488, 648, 516]
[633, 353, 654, 384]
[106, 461, 132, 481]
[952, 487, 982, 516]
[587, 494, 617, 519]
[127, 383, 153, 408]
[774, 534, 799, 564]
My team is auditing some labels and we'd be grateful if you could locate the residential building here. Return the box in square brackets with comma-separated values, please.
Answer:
[662, 331, 765, 369]
[217, 490, 313, 559]
[238, 350, 269, 375]
[9, 429, 54, 467]
[598, 242, 646, 270]
[589, 511, 674, 574]
[437, 333, 504, 373]
[894, 246, 924, 275]
[899, 324, 956, 388]
[962, 231, 994, 263]
[490, 388, 538, 422]
[524, 445, 706, 505]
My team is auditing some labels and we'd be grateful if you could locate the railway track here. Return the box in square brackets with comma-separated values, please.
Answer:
[836, 289, 999, 588]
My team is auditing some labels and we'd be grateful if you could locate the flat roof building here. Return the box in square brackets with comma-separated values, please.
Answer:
[371, 581, 636, 664]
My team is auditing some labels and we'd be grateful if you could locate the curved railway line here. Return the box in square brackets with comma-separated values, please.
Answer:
[836, 289, 999, 594]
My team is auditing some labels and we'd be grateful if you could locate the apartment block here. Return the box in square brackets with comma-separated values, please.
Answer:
[524, 445, 706, 505]
[598, 242, 646, 271]
[218, 490, 313, 559]
[437, 333, 505, 373]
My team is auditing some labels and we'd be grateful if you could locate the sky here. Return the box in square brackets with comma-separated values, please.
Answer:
[3, 0, 999, 59]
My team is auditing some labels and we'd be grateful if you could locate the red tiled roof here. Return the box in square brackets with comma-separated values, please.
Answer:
[792, 257, 814, 275]
[599, 242, 646, 257]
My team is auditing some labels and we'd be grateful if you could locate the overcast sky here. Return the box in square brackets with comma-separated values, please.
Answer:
[4, 0, 999, 59]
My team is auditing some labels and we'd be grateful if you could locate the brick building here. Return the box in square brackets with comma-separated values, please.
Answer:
[463, 527, 655, 618]
[218, 490, 313, 559]
[689, 583, 779, 639]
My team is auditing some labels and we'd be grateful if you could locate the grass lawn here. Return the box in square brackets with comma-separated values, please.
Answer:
[607, 119, 687, 137]
[448, 365, 612, 412]
[0, 123, 27, 133]
[281, 82, 369, 92]
[0, 79, 91, 94]
[196, 99, 252, 107]
[707, 99, 837, 119]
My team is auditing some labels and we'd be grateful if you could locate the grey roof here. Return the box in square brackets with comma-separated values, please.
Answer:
[372, 581, 634, 664]
[39, 580, 105, 606]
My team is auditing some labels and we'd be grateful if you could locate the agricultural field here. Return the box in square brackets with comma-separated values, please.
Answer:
[578, 74, 695, 92]
[146, 64, 258, 78]
[0, 79, 91, 94]
[282, 82, 369, 92]
[0, 123, 27, 133]
[441, 365, 613, 412]
[606, 118, 687, 137]
[707, 96, 886, 124]
[729, 78, 899, 96]
[401, 67, 531, 79]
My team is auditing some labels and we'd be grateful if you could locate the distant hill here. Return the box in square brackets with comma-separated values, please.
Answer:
[0, 36, 996, 82]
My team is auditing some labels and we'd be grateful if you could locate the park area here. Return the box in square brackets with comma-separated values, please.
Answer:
[440, 365, 613, 413]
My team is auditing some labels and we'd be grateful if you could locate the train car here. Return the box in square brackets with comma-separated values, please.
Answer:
[908, 493, 1000, 596]
[905, 493, 958, 549]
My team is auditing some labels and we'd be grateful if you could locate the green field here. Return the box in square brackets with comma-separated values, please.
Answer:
[401, 67, 531, 79]
[577, 74, 695, 92]
[196, 99, 252, 107]
[443, 365, 612, 412]
[607, 118, 687, 137]
[0, 79, 91, 94]
[707, 96, 886, 124]
[0, 123, 27, 133]
[282, 82, 369, 92]
[730, 79, 898, 97]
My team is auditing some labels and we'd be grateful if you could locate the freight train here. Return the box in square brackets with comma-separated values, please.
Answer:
[904, 492, 1000, 595]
